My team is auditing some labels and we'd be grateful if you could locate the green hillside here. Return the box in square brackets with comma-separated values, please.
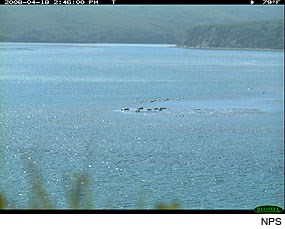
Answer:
[180, 20, 284, 50]
[0, 5, 283, 44]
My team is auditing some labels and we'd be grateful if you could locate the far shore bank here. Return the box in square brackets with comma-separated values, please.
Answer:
[1, 42, 283, 52]
[176, 45, 284, 52]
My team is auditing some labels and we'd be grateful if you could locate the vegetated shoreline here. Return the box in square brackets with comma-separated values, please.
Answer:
[1, 41, 284, 52]
[176, 45, 284, 52]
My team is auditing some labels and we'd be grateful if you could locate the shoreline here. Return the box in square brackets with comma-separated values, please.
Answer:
[1, 42, 283, 52]
[176, 45, 284, 52]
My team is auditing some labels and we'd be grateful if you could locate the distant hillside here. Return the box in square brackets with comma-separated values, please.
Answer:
[180, 20, 284, 50]
[0, 6, 283, 44]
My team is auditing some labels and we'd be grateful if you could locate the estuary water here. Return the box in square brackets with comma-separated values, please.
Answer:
[0, 43, 284, 209]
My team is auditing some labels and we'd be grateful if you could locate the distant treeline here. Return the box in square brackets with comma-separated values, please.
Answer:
[180, 20, 284, 50]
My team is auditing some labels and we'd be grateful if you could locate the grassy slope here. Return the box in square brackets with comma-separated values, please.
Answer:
[181, 19, 284, 50]
[0, 5, 283, 44]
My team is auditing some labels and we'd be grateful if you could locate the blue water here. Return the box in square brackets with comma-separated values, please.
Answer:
[0, 43, 284, 209]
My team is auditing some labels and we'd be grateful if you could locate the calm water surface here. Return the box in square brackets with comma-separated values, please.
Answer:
[0, 43, 283, 209]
